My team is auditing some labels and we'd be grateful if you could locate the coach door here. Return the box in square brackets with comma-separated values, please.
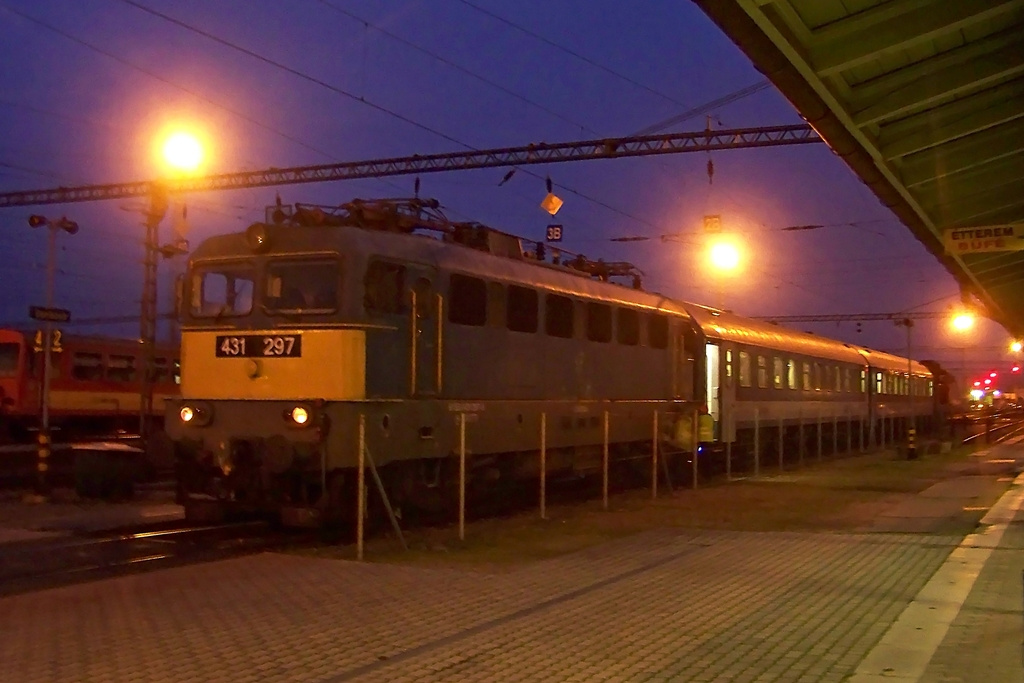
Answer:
[408, 267, 441, 396]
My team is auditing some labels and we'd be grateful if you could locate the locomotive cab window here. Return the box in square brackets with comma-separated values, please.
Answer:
[191, 262, 255, 318]
[266, 259, 339, 313]
[0, 342, 18, 377]
[545, 294, 574, 338]
[506, 285, 538, 333]
[617, 308, 640, 346]
[448, 274, 486, 326]
[586, 302, 612, 343]
[364, 261, 406, 315]
[648, 314, 668, 349]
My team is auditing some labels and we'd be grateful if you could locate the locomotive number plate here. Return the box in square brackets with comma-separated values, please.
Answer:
[215, 334, 302, 358]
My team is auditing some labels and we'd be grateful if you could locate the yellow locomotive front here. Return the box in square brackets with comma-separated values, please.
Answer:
[168, 217, 370, 520]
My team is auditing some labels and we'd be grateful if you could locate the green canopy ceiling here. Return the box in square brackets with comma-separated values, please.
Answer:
[693, 0, 1024, 335]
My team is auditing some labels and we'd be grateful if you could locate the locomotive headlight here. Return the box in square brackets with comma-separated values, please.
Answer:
[180, 406, 195, 423]
[178, 402, 212, 426]
[290, 406, 310, 425]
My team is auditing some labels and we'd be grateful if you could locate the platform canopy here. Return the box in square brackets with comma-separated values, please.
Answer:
[693, 0, 1024, 336]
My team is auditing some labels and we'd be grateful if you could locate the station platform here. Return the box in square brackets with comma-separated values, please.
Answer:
[1, 442, 1022, 682]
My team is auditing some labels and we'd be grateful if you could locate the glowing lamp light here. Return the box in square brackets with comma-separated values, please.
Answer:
[179, 405, 195, 423]
[1013, 365, 1020, 373]
[970, 389, 985, 400]
[1011, 341, 1022, 353]
[161, 131, 204, 172]
[973, 381, 981, 387]
[290, 406, 309, 425]
[951, 313, 975, 332]
[993, 390, 1002, 398]
[990, 372, 997, 378]
[708, 241, 741, 272]
[985, 379, 992, 385]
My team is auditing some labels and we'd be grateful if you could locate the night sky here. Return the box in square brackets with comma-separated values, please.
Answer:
[0, 0, 1011, 380]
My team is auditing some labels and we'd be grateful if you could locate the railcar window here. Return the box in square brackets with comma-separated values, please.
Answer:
[174, 360, 181, 385]
[757, 355, 768, 389]
[487, 282, 505, 328]
[648, 314, 668, 349]
[682, 324, 698, 358]
[787, 359, 796, 390]
[545, 294, 574, 338]
[617, 308, 640, 346]
[814, 363, 822, 391]
[507, 285, 538, 333]
[154, 358, 169, 382]
[802, 362, 811, 391]
[448, 274, 487, 326]
[875, 372, 883, 394]
[364, 261, 406, 315]
[586, 303, 612, 343]
[0, 342, 18, 377]
[861, 370, 867, 393]
[266, 260, 338, 313]
[738, 351, 751, 387]
[772, 357, 783, 389]
[844, 368, 852, 393]
[834, 367, 841, 392]
[71, 352, 104, 381]
[106, 355, 137, 382]
[191, 262, 254, 317]
[726, 349, 733, 381]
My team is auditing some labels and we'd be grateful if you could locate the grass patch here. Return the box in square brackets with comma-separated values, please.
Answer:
[293, 442, 1013, 569]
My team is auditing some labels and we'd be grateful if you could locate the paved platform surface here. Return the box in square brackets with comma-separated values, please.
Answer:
[1, 443, 1023, 682]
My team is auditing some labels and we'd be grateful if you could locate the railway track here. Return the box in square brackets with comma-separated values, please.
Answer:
[0, 520, 313, 598]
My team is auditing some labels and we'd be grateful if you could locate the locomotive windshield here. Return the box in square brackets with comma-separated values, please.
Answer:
[264, 259, 339, 313]
[190, 261, 255, 318]
[0, 342, 18, 376]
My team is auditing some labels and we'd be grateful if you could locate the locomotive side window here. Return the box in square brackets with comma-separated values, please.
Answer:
[586, 303, 612, 343]
[191, 262, 255, 317]
[506, 285, 538, 333]
[738, 351, 751, 387]
[487, 282, 506, 328]
[756, 355, 768, 388]
[648, 314, 668, 349]
[617, 308, 639, 346]
[772, 356, 783, 389]
[266, 259, 338, 312]
[545, 294, 574, 338]
[106, 355, 137, 382]
[448, 274, 487, 326]
[0, 342, 18, 377]
[71, 352, 104, 381]
[364, 261, 406, 315]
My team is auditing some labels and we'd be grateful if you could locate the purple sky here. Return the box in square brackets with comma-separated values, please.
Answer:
[0, 0, 1012, 382]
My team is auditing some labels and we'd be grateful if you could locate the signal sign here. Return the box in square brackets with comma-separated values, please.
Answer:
[33, 329, 63, 353]
[29, 306, 70, 323]
[546, 224, 563, 242]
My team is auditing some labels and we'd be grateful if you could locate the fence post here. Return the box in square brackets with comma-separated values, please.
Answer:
[602, 410, 609, 511]
[651, 410, 659, 499]
[778, 416, 784, 472]
[691, 410, 699, 490]
[459, 412, 466, 541]
[754, 407, 760, 478]
[356, 413, 365, 561]
[540, 412, 547, 520]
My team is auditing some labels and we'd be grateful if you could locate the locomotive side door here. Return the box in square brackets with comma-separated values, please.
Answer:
[408, 266, 440, 396]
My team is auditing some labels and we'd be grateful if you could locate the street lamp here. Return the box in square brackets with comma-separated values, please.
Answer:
[139, 129, 204, 442]
[950, 312, 975, 406]
[26, 214, 79, 499]
[706, 236, 742, 309]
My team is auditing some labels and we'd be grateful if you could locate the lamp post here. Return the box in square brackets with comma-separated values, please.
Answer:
[896, 318, 915, 457]
[707, 237, 741, 310]
[26, 214, 79, 499]
[139, 130, 203, 443]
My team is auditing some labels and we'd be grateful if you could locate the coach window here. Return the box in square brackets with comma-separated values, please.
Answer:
[586, 302, 612, 343]
[844, 368, 852, 393]
[617, 308, 640, 346]
[802, 362, 811, 391]
[545, 294, 574, 338]
[191, 262, 255, 317]
[153, 358, 169, 382]
[756, 355, 768, 388]
[813, 363, 822, 391]
[738, 351, 751, 387]
[772, 357, 783, 389]
[648, 313, 668, 349]
[875, 371, 883, 394]
[71, 352, 104, 381]
[364, 261, 406, 315]
[787, 359, 796, 389]
[174, 360, 181, 385]
[0, 342, 17, 377]
[507, 285, 538, 333]
[448, 274, 487, 326]
[106, 355, 136, 382]
[834, 367, 841, 392]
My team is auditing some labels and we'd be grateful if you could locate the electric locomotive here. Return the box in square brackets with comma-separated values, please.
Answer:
[168, 198, 707, 524]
